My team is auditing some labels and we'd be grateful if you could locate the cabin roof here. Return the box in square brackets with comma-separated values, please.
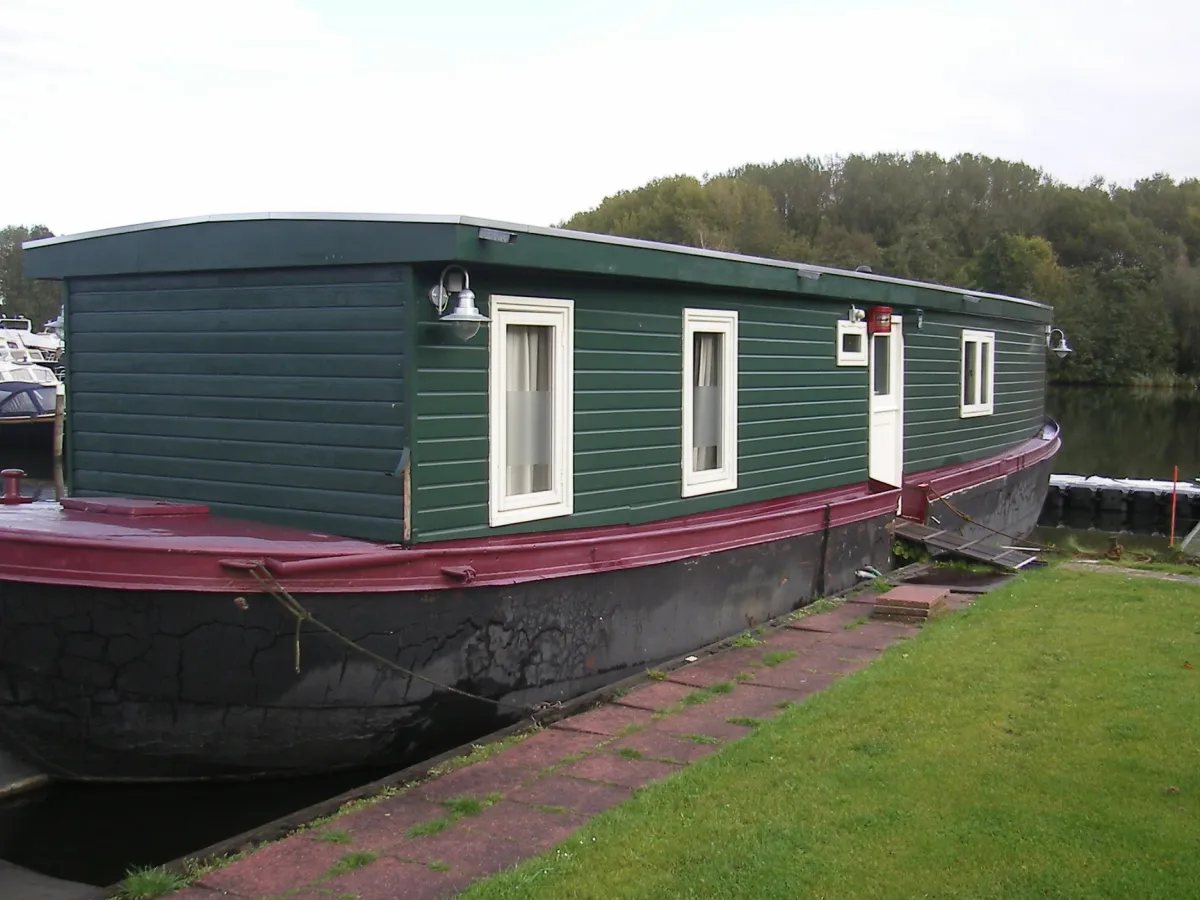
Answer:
[22, 212, 1053, 322]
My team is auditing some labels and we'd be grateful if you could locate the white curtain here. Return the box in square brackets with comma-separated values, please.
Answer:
[507, 325, 552, 495]
[693, 332, 721, 471]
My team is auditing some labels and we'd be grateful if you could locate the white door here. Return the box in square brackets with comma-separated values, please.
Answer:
[868, 316, 904, 487]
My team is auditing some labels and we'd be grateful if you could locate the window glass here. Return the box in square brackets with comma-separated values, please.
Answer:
[981, 345, 991, 404]
[963, 340, 978, 405]
[692, 332, 723, 472]
[873, 334, 890, 395]
[505, 324, 553, 496]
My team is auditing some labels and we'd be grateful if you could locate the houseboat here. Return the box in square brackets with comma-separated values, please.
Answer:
[0, 214, 1064, 782]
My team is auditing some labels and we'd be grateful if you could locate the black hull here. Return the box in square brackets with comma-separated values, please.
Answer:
[927, 455, 1056, 544]
[0, 418, 53, 453]
[0, 464, 1051, 782]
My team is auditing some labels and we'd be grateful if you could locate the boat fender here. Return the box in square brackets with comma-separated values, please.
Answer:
[440, 565, 477, 584]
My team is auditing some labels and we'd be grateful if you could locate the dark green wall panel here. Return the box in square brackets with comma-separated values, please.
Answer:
[67, 266, 410, 541]
[903, 314, 1046, 471]
[59, 257, 1048, 548]
[411, 276, 871, 542]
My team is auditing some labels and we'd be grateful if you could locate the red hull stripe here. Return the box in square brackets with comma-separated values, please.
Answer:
[0, 423, 1059, 593]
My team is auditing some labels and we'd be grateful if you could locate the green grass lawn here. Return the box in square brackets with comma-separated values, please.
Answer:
[462, 566, 1200, 900]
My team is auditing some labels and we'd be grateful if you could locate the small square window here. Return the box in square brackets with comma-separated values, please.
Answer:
[836, 319, 868, 366]
[682, 308, 738, 497]
[488, 296, 574, 526]
[960, 329, 996, 417]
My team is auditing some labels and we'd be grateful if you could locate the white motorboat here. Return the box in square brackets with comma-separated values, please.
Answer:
[0, 340, 63, 448]
[1, 317, 64, 373]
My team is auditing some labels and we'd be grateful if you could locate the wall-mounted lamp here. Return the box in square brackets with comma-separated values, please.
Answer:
[429, 265, 489, 341]
[1046, 326, 1072, 360]
[848, 305, 866, 324]
[912, 308, 924, 330]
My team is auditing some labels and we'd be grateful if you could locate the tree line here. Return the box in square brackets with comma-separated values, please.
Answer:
[0, 225, 60, 331]
[562, 153, 1200, 385]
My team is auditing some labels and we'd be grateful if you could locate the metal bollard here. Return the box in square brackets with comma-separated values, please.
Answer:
[1, 468, 30, 505]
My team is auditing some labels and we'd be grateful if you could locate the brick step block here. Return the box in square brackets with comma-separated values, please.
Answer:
[872, 585, 951, 622]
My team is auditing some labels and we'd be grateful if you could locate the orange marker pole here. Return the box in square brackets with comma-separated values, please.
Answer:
[1169, 465, 1179, 548]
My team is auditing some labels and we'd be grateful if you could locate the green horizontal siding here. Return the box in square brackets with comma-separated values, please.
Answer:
[58, 260, 1047, 548]
[67, 266, 410, 541]
[904, 315, 1046, 471]
[66, 351, 402, 379]
[411, 277, 869, 542]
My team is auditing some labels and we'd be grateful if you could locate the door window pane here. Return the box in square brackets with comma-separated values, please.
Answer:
[506, 324, 553, 496]
[873, 334, 890, 396]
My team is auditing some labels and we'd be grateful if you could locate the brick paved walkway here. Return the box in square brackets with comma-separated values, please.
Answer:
[169, 592, 961, 900]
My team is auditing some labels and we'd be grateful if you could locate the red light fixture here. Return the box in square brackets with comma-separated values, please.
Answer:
[867, 306, 892, 335]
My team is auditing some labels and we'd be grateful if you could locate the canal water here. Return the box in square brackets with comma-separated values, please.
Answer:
[0, 386, 1195, 888]
[0, 769, 395, 888]
[1047, 385, 1200, 481]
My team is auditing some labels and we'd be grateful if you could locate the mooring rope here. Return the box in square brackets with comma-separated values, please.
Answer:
[246, 566, 559, 719]
[924, 484, 1054, 552]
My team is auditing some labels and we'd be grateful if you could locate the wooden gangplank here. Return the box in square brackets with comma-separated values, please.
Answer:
[890, 520, 1040, 572]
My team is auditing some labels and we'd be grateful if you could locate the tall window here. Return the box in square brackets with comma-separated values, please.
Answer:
[682, 308, 738, 497]
[960, 329, 995, 417]
[489, 296, 574, 526]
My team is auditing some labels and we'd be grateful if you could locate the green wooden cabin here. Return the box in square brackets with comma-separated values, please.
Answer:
[22, 215, 1053, 544]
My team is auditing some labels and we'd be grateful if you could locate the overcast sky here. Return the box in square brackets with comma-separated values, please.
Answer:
[1, 0, 1197, 237]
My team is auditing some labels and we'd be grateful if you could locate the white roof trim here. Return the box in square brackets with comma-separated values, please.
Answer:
[21, 212, 1050, 309]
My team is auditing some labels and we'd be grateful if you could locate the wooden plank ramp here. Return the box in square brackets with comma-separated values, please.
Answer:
[890, 520, 1040, 572]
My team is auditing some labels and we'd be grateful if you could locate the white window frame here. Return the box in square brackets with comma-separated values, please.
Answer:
[682, 308, 738, 497]
[960, 329, 996, 418]
[836, 319, 868, 366]
[488, 295, 574, 527]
